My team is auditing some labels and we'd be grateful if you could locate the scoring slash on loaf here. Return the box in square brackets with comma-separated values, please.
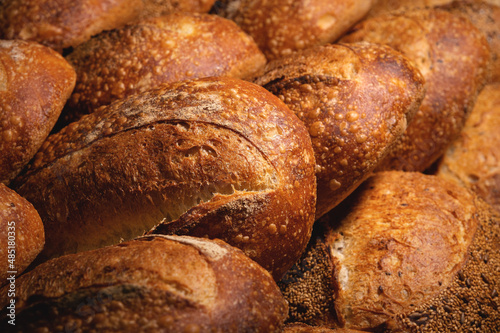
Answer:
[0, 0, 144, 52]
[215, 0, 376, 61]
[0, 235, 288, 332]
[0, 184, 44, 283]
[280, 171, 500, 332]
[0, 39, 76, 185]
[254, 42, 425, 218]
[341, 8, 491, 172]
[12, 76, 317, 281]
[62, 12, 266, 127]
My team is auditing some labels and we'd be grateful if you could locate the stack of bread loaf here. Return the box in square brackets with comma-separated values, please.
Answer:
[0, 0, 498, 331]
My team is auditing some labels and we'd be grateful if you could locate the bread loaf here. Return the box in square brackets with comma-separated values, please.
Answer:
[341, 8, 491, 172]
[435, 83, 500, 214]
[280, 171, 500, 332]
[254, 42, 425, 218]
[0, 0, 144, 52]
[61, 12, 266, 126]
[0, 39, 76, 185]
[216, 0, 376, 60]
[13, 76, 317, 280]
[0, 235, 288, 332]
[0, 184, 44, 283]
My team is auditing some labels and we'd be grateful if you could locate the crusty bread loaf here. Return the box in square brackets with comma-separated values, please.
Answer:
[13, 76, 317, 281]
[280, 171, 499, 332]
[0, 184, 44, 283]
[437, 1, 500, 84]
[61, 12, 266, 127]
[0, 0, 144, 52]
[254, 42, 425, 218]
[435, 83, 500, 214]
[0, 39, 76, 185]
[341, 8, 491, 172]
[136, 0, 216, 21]
[0, 235, 288, 332]
[216, 0, 376, 60]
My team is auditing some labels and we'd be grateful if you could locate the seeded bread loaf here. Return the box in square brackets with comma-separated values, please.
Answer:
[0, 0, 143, 52]
[435, 83, 500, 214]
[0, 235, 288, 332]
[12, 76, 317, 281]
[254, 42, 425, 218]
[341, 8, 491, 172]
[0, 184, 44, 283]
[61, 12, 266, 127]
[280, 171, 499, 332]
[216, 0, 376, 60]
[0, 39, 76, 185]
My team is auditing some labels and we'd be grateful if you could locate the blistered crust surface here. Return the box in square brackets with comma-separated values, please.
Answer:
[0, 40, 76, 184]
[255, 42, 425, 218]
[341, 9, 491, 172]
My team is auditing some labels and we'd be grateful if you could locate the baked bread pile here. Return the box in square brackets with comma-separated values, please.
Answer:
[0, 0, 499, 331]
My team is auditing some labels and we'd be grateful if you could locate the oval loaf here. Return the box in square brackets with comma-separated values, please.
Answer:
[0, 235, 288, 332]
[280, 171, 500, 331]
[255, 42, 425, 218]
[341, 8, 491, 172]
[0, 39, 76, 184]
[62, 12, 266, 126]
[13, 76, 317, 281]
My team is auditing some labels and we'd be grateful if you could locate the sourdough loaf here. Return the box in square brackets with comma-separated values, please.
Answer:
[216, 0, 376, 60]
[254, 42, 425, 218]
[62, 12, 266, 126]
[0, 0, 143, 52]
[435, 83, 500, 214]
[0, 235, 288, 332]
[13, 76, 317, 281]
[0, 39, 76, 184]
[341, 8, 491, 172]
[0, 184, 44, 283]
[280, 171, 500, 332]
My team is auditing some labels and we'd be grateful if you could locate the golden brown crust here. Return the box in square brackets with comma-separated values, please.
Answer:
[218, 0, 376, 60]
[435, 83, 500, 214]
[0, 0, 144, 51]
[13, 77, 316, 281]
[279, 171, 499, 331]
[341, 8, 491, 172]
[254, 42, 425, 218]
[283, 322, 364, 333]
[0, 235, 288, 332]
[136, 0, 216, 21]
[0, 184, 44, 283]
[0, 39, 76, 184]
[62, 12, 266, 126]
[436, 1, 500, 84]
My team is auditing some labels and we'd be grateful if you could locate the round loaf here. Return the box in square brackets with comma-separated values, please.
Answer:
[0, 0, 144, 52]
[254, 42, 425, 218]
[136, 0, 216, 21]
[435, 83, 500, 214]
[62, 12, 266, 126]
[280, 171, 500, 331]
[341, 8, 491, 172]
[0, 235, 288, 332]
[0, 39, 76, 185]
[216, 0, 376, 60]
[0, 184, 44, 283]
[13, 76, 317, 281]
